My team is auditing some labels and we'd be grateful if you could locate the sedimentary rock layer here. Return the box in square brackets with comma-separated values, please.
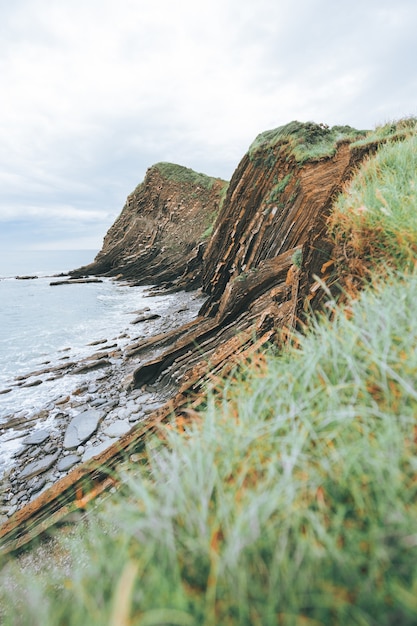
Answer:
[3, 121, 388, 553]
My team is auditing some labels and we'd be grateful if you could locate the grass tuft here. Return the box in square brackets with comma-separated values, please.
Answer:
[329, 131, 417, 277]
[249, 121, 367, 164]
[153, 162, 227, 191]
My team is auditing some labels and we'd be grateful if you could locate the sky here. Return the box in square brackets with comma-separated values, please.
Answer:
[0, 0, 416, 253]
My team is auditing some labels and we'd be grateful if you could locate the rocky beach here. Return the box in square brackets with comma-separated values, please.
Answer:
[0, 282, 204, 523]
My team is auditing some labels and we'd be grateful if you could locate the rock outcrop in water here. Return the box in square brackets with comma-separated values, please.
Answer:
[5, 121, 391, 552]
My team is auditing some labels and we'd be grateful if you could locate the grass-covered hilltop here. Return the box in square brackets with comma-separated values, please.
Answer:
[2, 118, 417, 625]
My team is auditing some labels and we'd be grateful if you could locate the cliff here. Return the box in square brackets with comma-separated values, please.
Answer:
[131, 122, 372, 390]
[72, 162, 227, 289]
[5, 120, 393, 552]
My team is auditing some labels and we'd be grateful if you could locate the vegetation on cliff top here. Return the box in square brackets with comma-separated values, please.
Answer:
[153, 162, 227, 191]
[329, 121, 417, 280]
[248, 120, 368, 163]
[1, 120, 417, 625]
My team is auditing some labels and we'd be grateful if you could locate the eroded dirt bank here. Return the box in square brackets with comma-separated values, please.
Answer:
[2, 121, 385, 553]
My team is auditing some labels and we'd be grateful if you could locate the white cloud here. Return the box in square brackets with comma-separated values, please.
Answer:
[0, 0, 416, 248]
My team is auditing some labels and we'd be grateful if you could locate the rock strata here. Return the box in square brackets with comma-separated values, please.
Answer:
[4, 121, 401, 554]
[71, 163, 227, 289]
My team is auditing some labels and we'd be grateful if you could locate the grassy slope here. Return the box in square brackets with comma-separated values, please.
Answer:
[2, 121, 417, 625]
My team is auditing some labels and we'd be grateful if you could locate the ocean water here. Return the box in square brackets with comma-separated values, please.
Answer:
[0, 250, 178, 422]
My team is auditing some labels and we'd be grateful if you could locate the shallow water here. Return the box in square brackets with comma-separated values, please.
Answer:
[0, 250, 184, 421]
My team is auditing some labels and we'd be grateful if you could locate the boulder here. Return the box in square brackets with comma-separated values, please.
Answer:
[20, 452, 60, 480]
[63, 409, 105, 449]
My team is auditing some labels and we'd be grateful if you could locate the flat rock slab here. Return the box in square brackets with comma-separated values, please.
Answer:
[22, 429, 50, 445]
[57, 455, 81, 472]
[132, 313, 161, 324]
[63, 409, 105, 449]
[70, 360, 111, 375]
[20, 452, 60, 480]
[103, 420, 131, 438]
[50, 278, 103, 286]
[82, 440, 112, 463]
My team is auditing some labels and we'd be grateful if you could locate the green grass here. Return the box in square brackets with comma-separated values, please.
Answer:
[329, 130, 417, 275]
[153, 162, 227, 191]
[248, 121, 367, 164]
[3, 270, 417, 624]
[267, 173, 292, 204]
[350, 116, 417, 149]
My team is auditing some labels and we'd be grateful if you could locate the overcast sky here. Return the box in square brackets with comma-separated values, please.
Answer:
[0, 0, 416, 252]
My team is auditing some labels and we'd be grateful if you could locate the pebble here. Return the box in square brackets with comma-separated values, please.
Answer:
[30, 478, 47, 494]
[143, 402, 164, 415]
[128, 411, 144, 423]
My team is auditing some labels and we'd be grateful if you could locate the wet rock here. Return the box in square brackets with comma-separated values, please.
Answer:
[50, 278, 103, 286]
[70, 360, 111, 375]
[22, 429, 50, 446]
[57, 455, 81, 472]
[132, 313, 161, 324]
[55, 395, 70, 405]
[88, 338, 108, 346]
[20, 452, 60, 480]
[63, 409, 105, 449]
[20, 379, 43, 388]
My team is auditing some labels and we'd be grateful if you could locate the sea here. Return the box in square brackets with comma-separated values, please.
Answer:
[0, 249, 176, 423]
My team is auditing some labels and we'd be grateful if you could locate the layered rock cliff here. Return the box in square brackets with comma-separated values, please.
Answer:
[73, 162, 227, 289]
[131, 122, 372, 389]
[5, 121, 390, 552]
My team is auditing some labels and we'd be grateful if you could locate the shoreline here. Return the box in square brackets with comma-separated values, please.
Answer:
[0, 284, 205, 524]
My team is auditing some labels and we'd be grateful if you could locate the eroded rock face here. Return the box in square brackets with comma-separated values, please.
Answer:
[72, 162, 228, 289]
[132, 122, 372, 391]
[3, 121, 384, 552]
